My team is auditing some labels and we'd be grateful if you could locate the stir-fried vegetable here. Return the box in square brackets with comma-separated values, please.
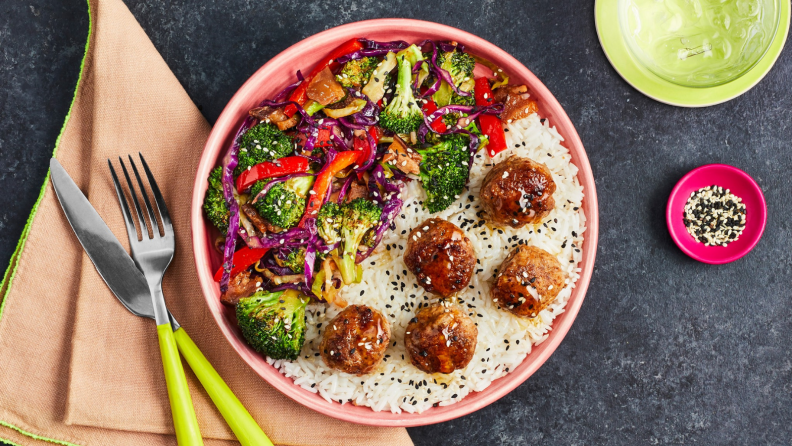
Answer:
[203, 167, 230, 232]
[417, 137, 470, 213]
[235, 122, 294, 175]
[299, 150, 360, 227]
[236, 289, 308, 360]
[474, 77, 507, 157]
[251, 175, 315, 230]
[213, 246, 269, 282]
[379, 54, 424, 134]
[284, 38, 365, 117]
[337, 198, 382, 284]
[235, 156, 310, 192]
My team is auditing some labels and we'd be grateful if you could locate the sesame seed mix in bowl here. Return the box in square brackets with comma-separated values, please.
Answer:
[269, 113, 586, 413]
[683, 185, 746, 246]
[204, 38, 586, 415]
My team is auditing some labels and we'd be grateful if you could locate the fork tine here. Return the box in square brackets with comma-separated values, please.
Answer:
[118, 156, 150, 239]
[138, 153, 173, 236]
[108, 159, 140, 244]
[128, 155, 160, 237]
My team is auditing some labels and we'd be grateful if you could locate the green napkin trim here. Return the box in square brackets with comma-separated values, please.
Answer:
[0, 421, 79, 446]
[0, 0, 91, 445]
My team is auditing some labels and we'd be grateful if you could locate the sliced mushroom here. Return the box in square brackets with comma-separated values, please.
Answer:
[248, 106, 299, 131]
[493, 84, 538, 122]
[382, 136, 421, 175]
[307, 67, 347, 106]
[241, 203, 283, 235]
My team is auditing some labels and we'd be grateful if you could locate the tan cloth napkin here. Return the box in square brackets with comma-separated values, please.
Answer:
[0, 0, 413, 444]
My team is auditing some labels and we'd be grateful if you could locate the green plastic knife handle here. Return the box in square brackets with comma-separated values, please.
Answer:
[157, 323, 204, 445]
[173, 327, 274, 446]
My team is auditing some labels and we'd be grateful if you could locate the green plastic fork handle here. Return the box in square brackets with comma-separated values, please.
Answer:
[173, 327, 274, 446]
[157, 323, 204, 446]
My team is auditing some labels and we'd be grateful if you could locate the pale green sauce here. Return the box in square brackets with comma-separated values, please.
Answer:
[619, 0, 778, 87]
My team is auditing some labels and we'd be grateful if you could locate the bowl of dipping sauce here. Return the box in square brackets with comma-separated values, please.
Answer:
[619, 0, 782, 88]
[667, 164, 766, 264]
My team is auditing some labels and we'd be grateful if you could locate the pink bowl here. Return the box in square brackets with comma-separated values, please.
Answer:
[191, 19, 599, 427]
[666, 164, 766, 265]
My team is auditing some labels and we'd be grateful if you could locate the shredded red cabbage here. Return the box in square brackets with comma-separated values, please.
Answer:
[359, 39, 410, 50]
[256, 226, 311, 249]
[316, 240, 341, 255]
[335, 39, 409, 64]
[273, 71, 303, 102]
[262, 251, 294, 276]
[422, 103, 504, 130]
[337, 175, 354, 203]
[270, 282, 315, 296]
[219, 117, 253, 292]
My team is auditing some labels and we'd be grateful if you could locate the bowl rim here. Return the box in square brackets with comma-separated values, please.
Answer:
[191, 18, 600, 427]
[665, 163, 767, 264]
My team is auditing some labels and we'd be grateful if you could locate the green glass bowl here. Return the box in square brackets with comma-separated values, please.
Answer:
[596, 0, 790, 106]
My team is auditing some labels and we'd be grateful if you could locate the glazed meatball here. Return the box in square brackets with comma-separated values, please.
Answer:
[491, 245, 566, 318]
[320, 305, 391, 375]
[404, 218, 476, 297]
[405, 301, 478, 374]
[480, 156, 556, 228]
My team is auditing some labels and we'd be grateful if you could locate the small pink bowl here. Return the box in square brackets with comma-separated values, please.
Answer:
[666, 164, 766, 264]
[191, 19, 599, 427]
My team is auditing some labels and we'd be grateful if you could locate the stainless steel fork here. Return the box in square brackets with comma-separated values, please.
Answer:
[108, 154, 272, 446]
[109, 153, 203, 446]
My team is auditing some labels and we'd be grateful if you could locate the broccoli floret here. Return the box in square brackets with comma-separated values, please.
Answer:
[248, 178, 268, 199]
[442, 113, 459, 127]
[433, 49, 476, 107]
[235, 122, 294, 176]
[417, 138, 470, 213]
[252, 176, 315, 231]
[336, 57, 380, 89]
[236, 290, 308, 360]
[203, 167, 230, 232]
[317, 202, 343, 245]
[254, 183, 303, 229]
[338, 198, 382, 284]
[438, 49, 475, 86]
[451, 91, 476, 107]
[378, 54, 424, 134]
[282, 247, 307, 274]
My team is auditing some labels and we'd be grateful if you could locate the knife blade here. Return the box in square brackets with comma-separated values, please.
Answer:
[49, 158, 154, 319]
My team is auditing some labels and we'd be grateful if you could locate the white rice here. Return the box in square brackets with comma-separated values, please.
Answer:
[269, 113, 586, 413]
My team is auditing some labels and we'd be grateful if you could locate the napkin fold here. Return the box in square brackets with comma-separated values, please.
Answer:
[0, 0, 413, 444]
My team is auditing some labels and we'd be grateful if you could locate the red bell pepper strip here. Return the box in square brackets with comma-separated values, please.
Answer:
[368, 125, 380, 143]
[353, 132, 369, 161]
[474, 77, 508, 157]
[315, 128, 334, 147]
[235, 156, 310, 192]
[353, 126, 379, 165]
[284, 38, 365, 117]
[299, 150, 360, 227]
[213, 246, 269, 282]
[422, 99, 447, 133]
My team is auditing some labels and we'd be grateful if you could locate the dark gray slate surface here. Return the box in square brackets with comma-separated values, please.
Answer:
[2, 0, 791, 444]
